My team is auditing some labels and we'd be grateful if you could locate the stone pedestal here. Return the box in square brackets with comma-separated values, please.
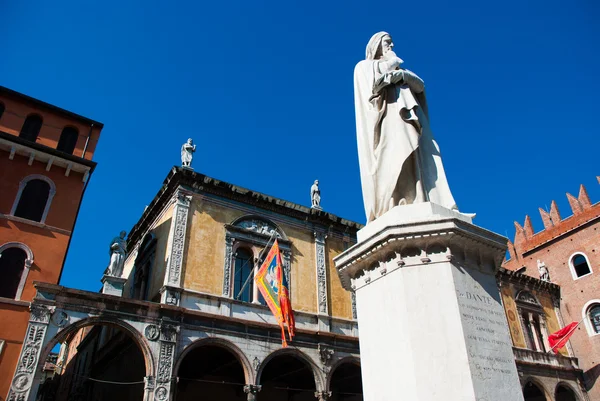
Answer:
[334, 203, 524, 401]
[101, 275, 127, 296]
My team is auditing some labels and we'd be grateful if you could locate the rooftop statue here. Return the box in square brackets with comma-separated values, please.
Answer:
[181, 138, 196, 168]
[354, 32, 458, 223]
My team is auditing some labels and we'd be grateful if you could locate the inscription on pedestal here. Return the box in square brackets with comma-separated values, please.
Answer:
[454, 268, 520, 399]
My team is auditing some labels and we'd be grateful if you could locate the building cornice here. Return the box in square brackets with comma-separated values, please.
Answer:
[0, 86, 104, 128]
[127, 167, 363, 248]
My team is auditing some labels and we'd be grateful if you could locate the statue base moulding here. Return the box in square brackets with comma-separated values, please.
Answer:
[334, 202, 524, 401]
[101, 275, 127, 297]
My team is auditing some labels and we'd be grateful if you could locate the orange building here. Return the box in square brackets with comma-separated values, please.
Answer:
[0, 86, 102, 399]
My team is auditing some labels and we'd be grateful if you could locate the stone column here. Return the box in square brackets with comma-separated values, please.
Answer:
[161, 190, 192, 306]
[243, 384, 261, 401]
[153, 323, 178, 401]
[314, 232, 329, 331]
[7, 304, 52, 401]
[143, 376, 155, 401]
[314, 391, 332, 400]
[334, 203, 524, 401]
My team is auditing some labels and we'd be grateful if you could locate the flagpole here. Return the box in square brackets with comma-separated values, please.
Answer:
[234, 231, 278, 301]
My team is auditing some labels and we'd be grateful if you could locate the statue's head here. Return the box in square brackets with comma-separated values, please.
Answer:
[366, 32, 400, 61]
[187, 138, 193, 144]
[119, 230, 127, 239]
[314, 180, 319, 185]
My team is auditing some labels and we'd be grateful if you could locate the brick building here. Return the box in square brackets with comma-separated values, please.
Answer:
[0, 86, 102, 400]
[504, 179, 600, 400]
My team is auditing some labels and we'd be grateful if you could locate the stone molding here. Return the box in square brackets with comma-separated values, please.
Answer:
[335, 210, 507, 292]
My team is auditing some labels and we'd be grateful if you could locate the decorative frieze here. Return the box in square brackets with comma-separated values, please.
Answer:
[282, 249, 292, 295]
[314, 232, 328, 314]
[351, 292, 357, 320]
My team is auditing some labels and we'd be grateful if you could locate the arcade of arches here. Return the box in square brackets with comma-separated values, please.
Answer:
[522, 381, 579, 401]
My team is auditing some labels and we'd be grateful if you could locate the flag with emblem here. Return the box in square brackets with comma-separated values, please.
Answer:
[255, 239, 295, 347]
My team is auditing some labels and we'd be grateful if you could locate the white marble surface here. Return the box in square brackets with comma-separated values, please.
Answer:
[335, 204, 523, 401]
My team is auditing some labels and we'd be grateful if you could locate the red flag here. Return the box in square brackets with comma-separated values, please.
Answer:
[548, 322, 579, 354]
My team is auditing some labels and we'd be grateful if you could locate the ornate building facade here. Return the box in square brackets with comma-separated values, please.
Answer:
[4, 166, 591, 401]
[0, 86, 102, 399]
[504, 180, 600, 401]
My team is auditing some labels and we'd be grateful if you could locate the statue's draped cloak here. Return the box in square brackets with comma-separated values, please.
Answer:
[354, 59, 457, 222]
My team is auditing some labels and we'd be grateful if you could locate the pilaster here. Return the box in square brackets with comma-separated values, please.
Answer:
[161, 190, 192, 306]
[7, 304, 52, 401]
[314, 231, 329, 331]
[153, 322, 179, 401]
[222, 234, 235, 297]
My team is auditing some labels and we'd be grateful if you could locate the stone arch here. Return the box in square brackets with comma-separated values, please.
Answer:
[256, 347, 325, 391]
[555, 381, 580, 401]
[326, 356, 361, 390]
[174, 337, 254, 384]
[522, 377, 551, 401]
[40, 315, 155, 376]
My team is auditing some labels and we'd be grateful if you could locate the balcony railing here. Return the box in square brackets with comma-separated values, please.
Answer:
[513, 347, 579, 370]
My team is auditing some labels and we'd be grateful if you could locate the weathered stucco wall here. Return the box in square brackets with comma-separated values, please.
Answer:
[183, 197, 244, 295]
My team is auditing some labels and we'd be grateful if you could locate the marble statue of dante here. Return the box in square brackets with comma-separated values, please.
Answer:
[181, 138, 196, 168]
[108, 231, 127, 277]
[311, 180, 321, 208]
[354, 32, 458, 222]
[537, 260, 550, 282]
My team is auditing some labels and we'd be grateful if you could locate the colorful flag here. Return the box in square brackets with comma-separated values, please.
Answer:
[255, 239, 295, 347]
[548, 321, 579, 354]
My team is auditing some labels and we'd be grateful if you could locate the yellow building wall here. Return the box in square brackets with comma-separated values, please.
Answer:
[328, 236, 353, 320]
[279, 223, 317, 314]
[180, 197, 359, 318]
[183, 198, 244, 295]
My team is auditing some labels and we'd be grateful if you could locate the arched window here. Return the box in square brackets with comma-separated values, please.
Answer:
[0, 243, 33, 300]
[569, 253, 592, 279]
[11, 175, 56, 223]
[19, 114, 43, 142]
[589, 305, 600, 334]
[0, 102, 5, 120]
[57, 126, 79, 154]
[132, 234, 157, 301]
[233, 248, 254, 303]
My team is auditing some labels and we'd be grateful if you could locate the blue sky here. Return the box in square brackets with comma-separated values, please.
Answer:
[1, 0, 599, 292]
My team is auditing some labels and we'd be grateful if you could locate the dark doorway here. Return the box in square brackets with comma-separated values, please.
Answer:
[259, 353, 316, 401]
[176, 344, 246, 401]
[40, 325, 146, 401]
[523, 381, 547, 401]
[330, 362, 363, 401]
[556, 384, 578, 401]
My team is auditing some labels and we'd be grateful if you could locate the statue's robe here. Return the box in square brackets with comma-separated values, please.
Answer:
[354, 59, 457, 222]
